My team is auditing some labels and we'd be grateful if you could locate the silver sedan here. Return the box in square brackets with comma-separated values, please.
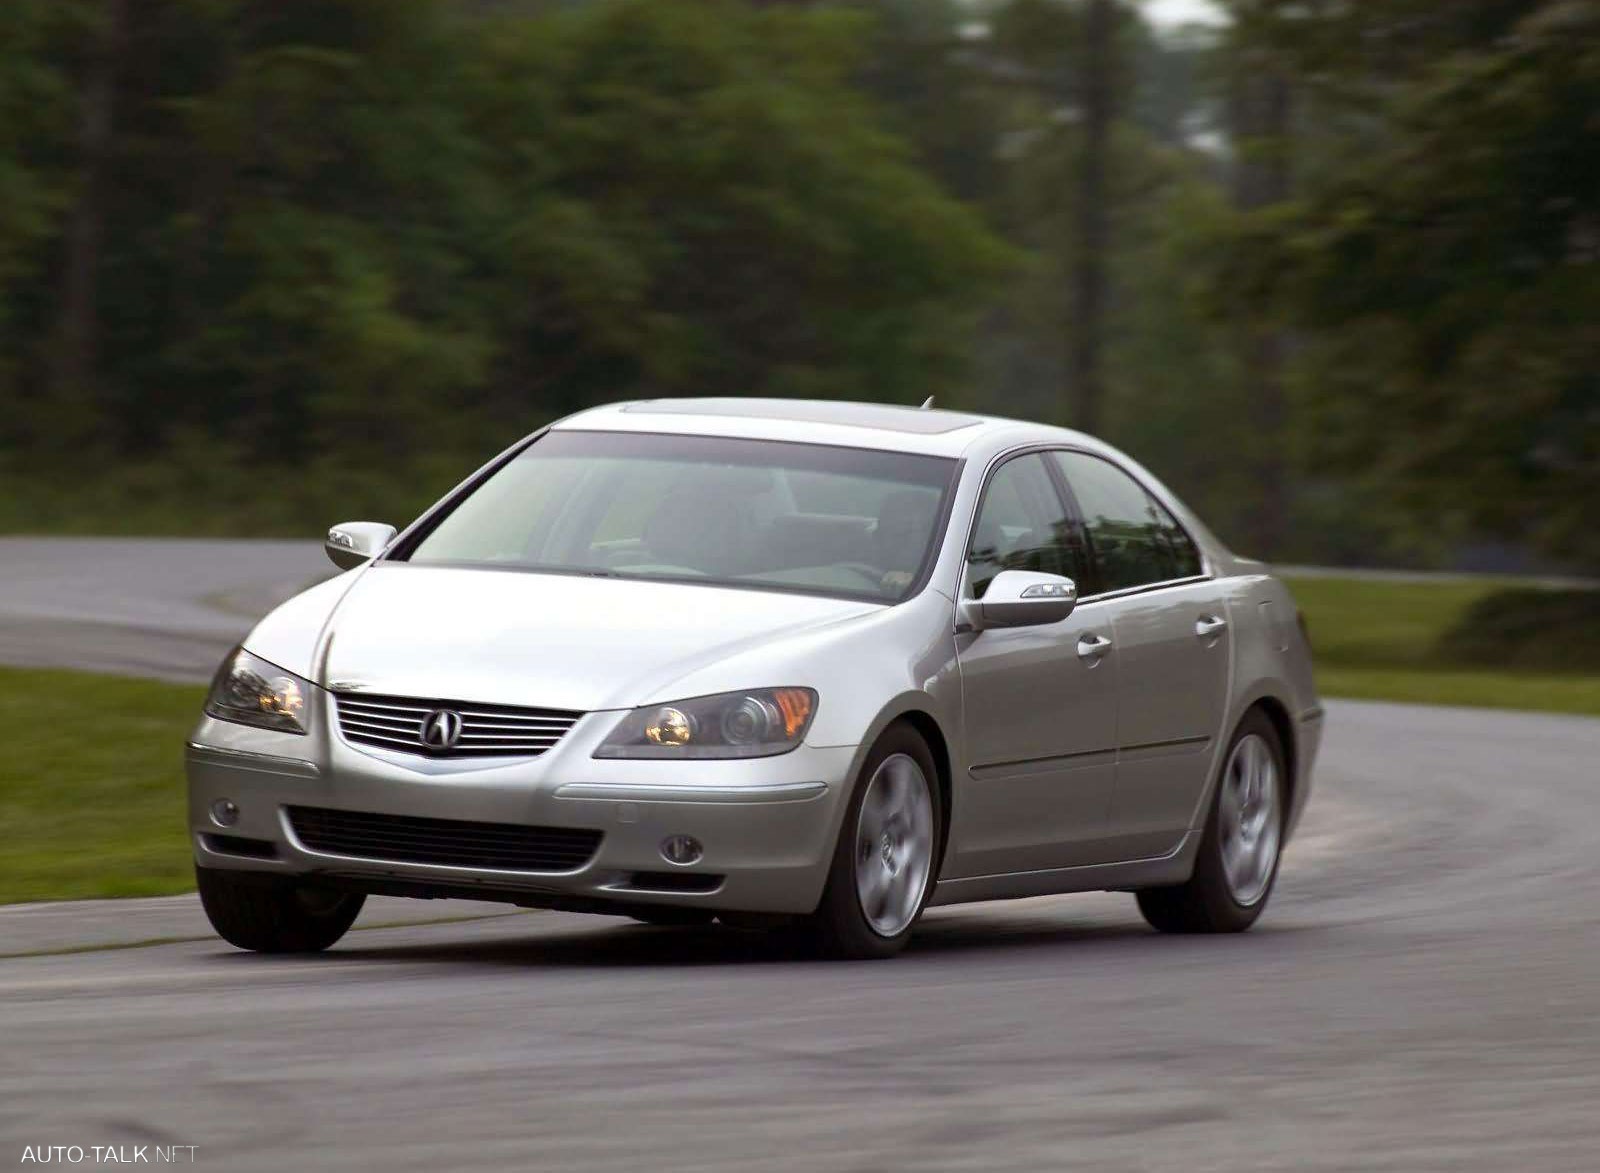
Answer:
[187, 398, 1321, 958]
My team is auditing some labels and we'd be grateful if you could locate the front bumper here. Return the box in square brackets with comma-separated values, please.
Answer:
[186, 700, 858, 916]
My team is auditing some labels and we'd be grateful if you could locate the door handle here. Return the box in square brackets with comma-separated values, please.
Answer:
[1195, 615, 1228, 639]
[1077, 633, 1113, 661]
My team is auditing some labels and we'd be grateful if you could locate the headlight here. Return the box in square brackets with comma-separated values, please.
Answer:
[204, 647, 311, 734]
[594, 688, 816, 759]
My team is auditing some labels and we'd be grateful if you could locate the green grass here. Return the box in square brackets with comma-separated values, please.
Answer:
[1286, 576, 1600, 716]
[1310, 664, 1600, 715]
[0, 667, 202, 903]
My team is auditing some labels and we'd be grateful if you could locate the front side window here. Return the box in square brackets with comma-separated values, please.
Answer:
[967, 453, 1090, 599]
[1051, 451, 1202, 593]
[401, 431, 959, 603]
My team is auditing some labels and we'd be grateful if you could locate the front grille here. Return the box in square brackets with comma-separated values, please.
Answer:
[334, 692, 582, 758]
[286, 806, 603, 872]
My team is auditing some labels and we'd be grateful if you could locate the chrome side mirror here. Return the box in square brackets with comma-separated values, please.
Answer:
[325, 521, 397, 570]
[960, 570, 1077, 633]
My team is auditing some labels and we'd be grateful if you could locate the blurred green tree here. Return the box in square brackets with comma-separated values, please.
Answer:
[1236, 0, 1600, 570]
[858, 1, 1273, 551]
[1, 0, 1011, 531]
[0, 1, 81, 427]
[5, 0, 1590, 575]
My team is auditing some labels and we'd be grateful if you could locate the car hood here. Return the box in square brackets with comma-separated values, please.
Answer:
[253, 563, 884, 712]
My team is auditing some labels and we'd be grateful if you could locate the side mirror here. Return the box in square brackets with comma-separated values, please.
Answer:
[959, 570, 1077, 633]
[325, 521, 397, 570]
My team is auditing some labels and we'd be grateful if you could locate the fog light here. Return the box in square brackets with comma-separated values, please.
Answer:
[660, 835, 703, 866]
[210, 799, 240, 828]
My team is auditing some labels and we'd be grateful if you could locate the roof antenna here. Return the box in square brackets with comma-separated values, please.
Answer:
[919, 396, 935, 410]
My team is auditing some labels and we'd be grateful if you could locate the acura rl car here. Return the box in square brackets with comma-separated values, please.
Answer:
[187, 398, 1321, 958]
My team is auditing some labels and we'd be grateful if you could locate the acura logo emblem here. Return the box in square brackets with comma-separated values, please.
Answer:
[421, 709, 463, 751]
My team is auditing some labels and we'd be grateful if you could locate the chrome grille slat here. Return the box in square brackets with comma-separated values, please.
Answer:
[337, 700, 435, 716]
[341, 723, 429, 741]
[341, 727, 430, 744]
[337, 728, 427, 750]
[340, 715, 426, 734]
[451, 713, 576, 723]
[454, 732, 562, 742]
[334, 692, 582, 758]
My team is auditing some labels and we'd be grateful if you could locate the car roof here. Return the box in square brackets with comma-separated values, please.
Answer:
[550, 397, 1095, 460]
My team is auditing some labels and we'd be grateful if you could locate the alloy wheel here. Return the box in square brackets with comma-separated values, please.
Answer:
[1218, 733, 1282, 907]
[853, 752, 935, 937]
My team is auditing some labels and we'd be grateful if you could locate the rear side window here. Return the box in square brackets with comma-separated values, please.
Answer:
[967, 453, 1091, 598]
[1050, 452, 1201, 593]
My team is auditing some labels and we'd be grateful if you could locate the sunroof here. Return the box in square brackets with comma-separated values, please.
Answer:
[622, 398, 983, 435]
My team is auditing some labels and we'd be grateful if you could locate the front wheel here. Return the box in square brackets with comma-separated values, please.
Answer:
[1137, 708, 1286, 934]
[806, 724, 941, 959]
[197, 866, 365, 953]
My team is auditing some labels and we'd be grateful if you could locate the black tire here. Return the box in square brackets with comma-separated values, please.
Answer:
[805, 723, 943, 960]
[196, 866, 365, 953]
[628, 908, 717, 927]
[1136, 708, 1287, 934]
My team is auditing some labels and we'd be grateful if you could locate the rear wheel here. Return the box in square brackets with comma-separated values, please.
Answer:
[1137, 709, 1286, 934]
[806, 724, 941, 959]
[196, 866, 365, 953]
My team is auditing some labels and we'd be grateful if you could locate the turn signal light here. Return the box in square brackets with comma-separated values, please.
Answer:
[773, 688, 813, 738]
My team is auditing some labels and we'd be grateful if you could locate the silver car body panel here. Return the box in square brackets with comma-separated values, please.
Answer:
[188, 398, 1321, 916]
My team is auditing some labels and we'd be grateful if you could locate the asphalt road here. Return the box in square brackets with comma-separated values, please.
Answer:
[0, 537, 329, 681]
[2, 540, 1597, 1169]
[3, 699, 1598, 1170]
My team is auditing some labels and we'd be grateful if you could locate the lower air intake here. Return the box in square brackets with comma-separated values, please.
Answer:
[286, 806, 602, 873]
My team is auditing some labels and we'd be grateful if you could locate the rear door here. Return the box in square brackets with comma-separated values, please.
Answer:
[953, 452, 1121, 876]
[1049, 451, 1230, 860]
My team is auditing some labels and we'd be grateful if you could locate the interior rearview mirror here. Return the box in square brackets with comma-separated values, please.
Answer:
[960, 569, 1077, 633]
[325, 521, 397, 570]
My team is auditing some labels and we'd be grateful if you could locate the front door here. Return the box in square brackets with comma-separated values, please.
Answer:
[952, 452, 1119, 876]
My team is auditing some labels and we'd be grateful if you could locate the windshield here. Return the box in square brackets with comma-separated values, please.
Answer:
[401, 430, 960, 602]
